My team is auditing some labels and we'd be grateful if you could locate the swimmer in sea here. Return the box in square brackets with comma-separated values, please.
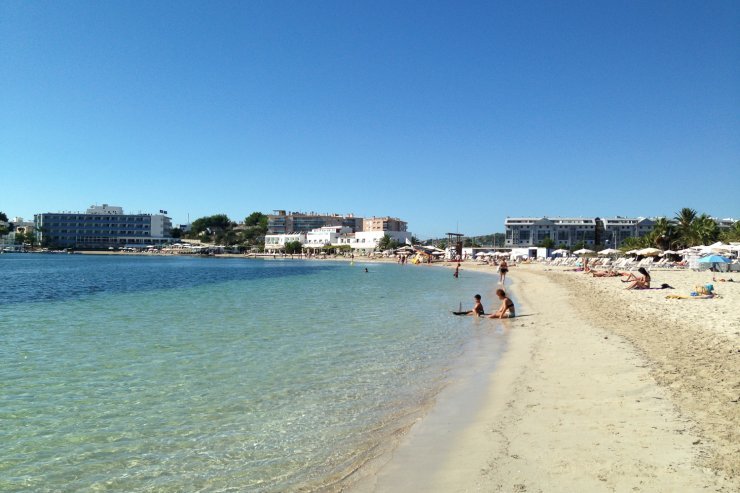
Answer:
[488, 289, 515, 318]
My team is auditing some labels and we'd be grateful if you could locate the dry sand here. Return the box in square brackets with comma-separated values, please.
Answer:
[352, 263, 739, 492]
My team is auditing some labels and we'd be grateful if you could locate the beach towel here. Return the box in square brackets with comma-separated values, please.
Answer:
[665, 293, 720, 300]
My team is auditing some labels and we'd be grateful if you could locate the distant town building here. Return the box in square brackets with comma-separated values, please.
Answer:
[504, 217, 656, 248]
[8, 217, 36, 235]
[267, 210, 363, 234]
[505, 215, 737, 248]
[265, 217, 412, 255]
[362, 217, 407, 233]
[264, 232, 307, 251]
[266, 211, 407, 236]
[35, 204, 172, 249]
[600, 217, 656, 247]
[716, 218, 738, 231]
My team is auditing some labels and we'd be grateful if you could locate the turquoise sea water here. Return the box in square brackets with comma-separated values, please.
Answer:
[1, 255, 505, 492]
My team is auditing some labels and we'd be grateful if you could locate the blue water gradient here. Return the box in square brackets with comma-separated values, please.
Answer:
[0, 255, 504, 492]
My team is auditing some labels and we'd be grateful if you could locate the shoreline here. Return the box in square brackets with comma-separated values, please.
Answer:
[347, 263, 516, 492]
[351, 263, 739, 492]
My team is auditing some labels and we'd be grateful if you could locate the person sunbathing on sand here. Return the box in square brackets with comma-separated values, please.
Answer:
[488, 289, 515, 318]
[625, 267, 650, 290]
[591, 270, 620, 277]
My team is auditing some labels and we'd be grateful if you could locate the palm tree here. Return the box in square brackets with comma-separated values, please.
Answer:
[674, 208, 698, 248]
[720, 221, 740, 242]
[651, 217, 677, 249]
[692, 214, 719, 246]
[620, 235, 651, 251]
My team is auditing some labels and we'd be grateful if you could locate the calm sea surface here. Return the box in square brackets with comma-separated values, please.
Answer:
[0, 254, 505, 492]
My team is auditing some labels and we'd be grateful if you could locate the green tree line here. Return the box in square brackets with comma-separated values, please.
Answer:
[620, 208, 739, 251]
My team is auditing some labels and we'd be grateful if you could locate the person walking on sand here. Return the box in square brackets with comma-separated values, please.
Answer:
[466, 294, 485, 317]
[498, 259, 509, 284]
[489, 289, 515, 318]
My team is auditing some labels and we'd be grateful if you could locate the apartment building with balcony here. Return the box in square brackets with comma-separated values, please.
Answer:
[504, 216, 660, 248]
[362, 217, 407, 233]
[505, 217, 598, 248]
[35, 204, 172, 249]
[267, 211, 363, 234]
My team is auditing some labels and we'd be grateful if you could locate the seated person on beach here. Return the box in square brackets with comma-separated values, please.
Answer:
[466, 294, 485, 317]
[488, 289, 515, 318]
[625, 267, 650, 290]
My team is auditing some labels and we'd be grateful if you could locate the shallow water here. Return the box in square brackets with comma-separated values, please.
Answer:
[0, 255, 505, 492]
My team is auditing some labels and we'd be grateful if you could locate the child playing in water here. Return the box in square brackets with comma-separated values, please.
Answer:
[466, 294, 485, 317]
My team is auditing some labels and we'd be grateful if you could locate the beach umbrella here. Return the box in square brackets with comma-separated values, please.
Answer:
[709, 243, 732, 253]
[573, 248, 594, 255]
[698, 255, 730, 263]
[698, 254, 731, 272]
[551, 249, 569, 255]
[661, 250, 678, 256]
[637, 247, 662, 256]
[598, 248, 619, 256]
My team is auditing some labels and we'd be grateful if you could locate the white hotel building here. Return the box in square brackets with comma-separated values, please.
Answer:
[504, 217, 657, 249]
[265, 219, 412, 254]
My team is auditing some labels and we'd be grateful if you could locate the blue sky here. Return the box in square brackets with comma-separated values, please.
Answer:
[1, 1, 738, 238]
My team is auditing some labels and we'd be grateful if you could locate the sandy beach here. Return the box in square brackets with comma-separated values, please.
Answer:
[352, 263, 739, 492]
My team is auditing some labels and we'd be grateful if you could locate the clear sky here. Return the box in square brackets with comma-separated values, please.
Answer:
[1, 1, 738, 238]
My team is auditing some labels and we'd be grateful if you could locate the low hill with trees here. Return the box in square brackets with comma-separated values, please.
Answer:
[182, 212, 269, 250]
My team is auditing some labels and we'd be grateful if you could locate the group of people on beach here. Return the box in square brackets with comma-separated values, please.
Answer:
[583, 262, 729, 301]
[456, 257, 514, 318]
[467, 290, 515, 319]
[589, 266, 674, 290]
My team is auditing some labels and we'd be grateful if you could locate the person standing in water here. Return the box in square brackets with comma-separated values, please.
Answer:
[498, 259, 509, 284]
